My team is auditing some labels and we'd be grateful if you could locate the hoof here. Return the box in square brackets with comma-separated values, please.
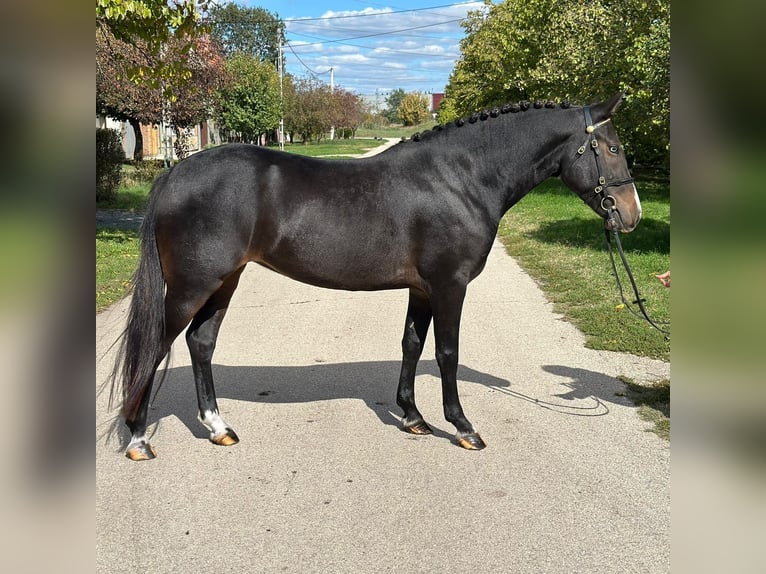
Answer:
[457, 433, 486, 450]
[126, 443, 157, 461]
[210, 429, 240, 447]
[404, 420, 433, 435]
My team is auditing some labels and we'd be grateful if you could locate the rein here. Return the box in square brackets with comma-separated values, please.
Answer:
[579, 106, 669, 337]
[604, 224, 670, 337]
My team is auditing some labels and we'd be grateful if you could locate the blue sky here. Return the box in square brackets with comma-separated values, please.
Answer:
[240, 1, 487, 97]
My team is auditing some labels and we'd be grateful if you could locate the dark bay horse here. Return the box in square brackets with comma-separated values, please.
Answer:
[111, 93, 641, 460]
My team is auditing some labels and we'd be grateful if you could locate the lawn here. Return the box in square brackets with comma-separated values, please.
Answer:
[96, 228, 140, 312]
[497, 177, 670, 361]
[279, 139, 381, 157]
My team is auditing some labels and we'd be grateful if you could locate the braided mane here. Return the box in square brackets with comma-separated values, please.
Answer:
[406, 99, 574, 143]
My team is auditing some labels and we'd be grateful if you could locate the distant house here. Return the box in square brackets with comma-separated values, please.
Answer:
[431, 92, 445, 113]
[96, 115, 220, 161]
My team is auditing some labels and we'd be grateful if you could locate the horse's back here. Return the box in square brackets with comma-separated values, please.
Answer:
[150, 144, 421, 290]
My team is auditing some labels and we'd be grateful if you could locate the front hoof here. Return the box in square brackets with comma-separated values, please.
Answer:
[404, 420, 433, 435]
[457, 433, 486, 450]
[210, 428, 240, 447]
[126, 443, 157, 461]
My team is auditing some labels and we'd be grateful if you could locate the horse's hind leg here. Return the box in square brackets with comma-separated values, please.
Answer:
[125, 302, 201, 461]
[396, 289, 433, 435]
[124, 361, 163, 460]
[186, 266, 245, 447]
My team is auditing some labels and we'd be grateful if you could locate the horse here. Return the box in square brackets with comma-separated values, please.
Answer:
[110, 93, 641, 461]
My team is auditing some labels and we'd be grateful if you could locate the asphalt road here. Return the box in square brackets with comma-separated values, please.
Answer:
[96, 233, 670, 573]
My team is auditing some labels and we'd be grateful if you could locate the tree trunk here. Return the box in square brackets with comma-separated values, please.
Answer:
[128, 117, 143, 162]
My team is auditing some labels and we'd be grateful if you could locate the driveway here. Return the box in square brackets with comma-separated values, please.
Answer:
[96, 232, 669, 573]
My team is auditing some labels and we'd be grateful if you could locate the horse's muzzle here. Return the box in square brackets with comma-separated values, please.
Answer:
[604, 183, 642, 233]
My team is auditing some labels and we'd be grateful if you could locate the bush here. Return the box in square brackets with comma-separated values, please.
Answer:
[96, 128, 124, 201]
[133, 159, 165, 184]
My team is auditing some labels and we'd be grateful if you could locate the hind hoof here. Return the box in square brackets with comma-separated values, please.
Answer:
[457, 433, 486, 450]
[404, 420, 433, 435]
[210, 429, 240, 446]
[126, 443, 157, 461]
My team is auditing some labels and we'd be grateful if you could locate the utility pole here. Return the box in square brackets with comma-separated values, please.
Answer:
[329, 67, 335, 141]
[278, 33, 285, 151]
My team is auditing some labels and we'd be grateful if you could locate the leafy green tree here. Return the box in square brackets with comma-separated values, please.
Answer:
[207, 2, 284, 65]
[215, 54, 281, 143]
[333, 89, 367, 138]
[97, 28, 225, 160]
[96, 0, 207, 94]
[283, 76, 333, 143]
[384, 88, 406, 124]
[398, 93, 430, 126]
[440, 0, 669, 166]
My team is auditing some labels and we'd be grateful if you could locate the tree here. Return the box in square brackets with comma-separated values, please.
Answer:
[333, 89, 367, 138]
[439, 0, 669, 166]
[284, 76, 334, 143]
[215, 53, 281, 143]
[97, 28, 225, 160]
[384, 88, 406, 124]
[207, 2, 284, 65]
[97, 28, 162, 160]
[398, 92, 430, 126]
[96, 0, 207, 95]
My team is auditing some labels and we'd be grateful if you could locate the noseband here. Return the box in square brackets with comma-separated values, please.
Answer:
[575, 107, 635, 216]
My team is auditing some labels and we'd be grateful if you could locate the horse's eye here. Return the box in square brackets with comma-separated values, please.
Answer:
[608, 145, 620, 154]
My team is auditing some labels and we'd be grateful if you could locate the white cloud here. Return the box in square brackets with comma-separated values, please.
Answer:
[283, 2, 486, 94]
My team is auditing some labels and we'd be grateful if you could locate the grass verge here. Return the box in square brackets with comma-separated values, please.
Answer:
[96, 228, 140, 312]
[617, 377, 670, 440]
[97, 182, 151, 211]
[497, 178, 670, 361]
[277, 139, 380, 157]
[356, 120, 437, 139]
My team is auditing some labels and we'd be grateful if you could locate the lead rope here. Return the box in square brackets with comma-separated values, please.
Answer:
[604, 220, 670, 337]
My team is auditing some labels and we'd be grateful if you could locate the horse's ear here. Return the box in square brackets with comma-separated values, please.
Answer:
[591, 93, 624, 121]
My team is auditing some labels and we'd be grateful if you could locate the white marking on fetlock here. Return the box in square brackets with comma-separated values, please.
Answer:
[199, 409, 230, 440]
[126, 433, 149, 451]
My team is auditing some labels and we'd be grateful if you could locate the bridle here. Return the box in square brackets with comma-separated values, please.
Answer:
[575, 106, 635, 218]
[574, 107, 670, 337]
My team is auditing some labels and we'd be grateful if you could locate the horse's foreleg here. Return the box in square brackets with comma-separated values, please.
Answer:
[396, 289, 433, 435]
[186, 267, 245, 448]
[431, 284, 486, 450]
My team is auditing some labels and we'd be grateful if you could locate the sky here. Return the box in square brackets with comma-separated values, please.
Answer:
[240, 1, 487, 98]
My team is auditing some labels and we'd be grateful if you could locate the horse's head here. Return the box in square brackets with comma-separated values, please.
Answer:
[560, 93, 642, 233]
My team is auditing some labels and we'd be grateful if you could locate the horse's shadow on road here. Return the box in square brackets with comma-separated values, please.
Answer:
[148, 360, 510, 442]
[143, 361, 636, 442]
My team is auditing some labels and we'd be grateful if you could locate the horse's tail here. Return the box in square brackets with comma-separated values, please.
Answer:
[109, 171, 170, 421]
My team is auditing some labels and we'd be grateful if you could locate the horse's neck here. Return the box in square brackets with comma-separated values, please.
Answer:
[441, 114, 566, 217]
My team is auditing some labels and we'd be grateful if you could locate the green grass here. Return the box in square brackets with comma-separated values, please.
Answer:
[356, 120, 437, 139]
[96, 228, 140, 312]
[97, 181, 152, 211]
[497, 178, 670, 361]
[277, 139, 380, 157]
[617, 377, 670, 439]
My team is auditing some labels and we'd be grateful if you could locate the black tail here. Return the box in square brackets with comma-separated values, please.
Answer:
[109, 171, 170, 421]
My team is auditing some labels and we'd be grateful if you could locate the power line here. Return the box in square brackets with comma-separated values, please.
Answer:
[282, 2, 480, 23]
[284, 41, 332, 78]
[285, 18, 462, 48]
[288, 32, 458, 60]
